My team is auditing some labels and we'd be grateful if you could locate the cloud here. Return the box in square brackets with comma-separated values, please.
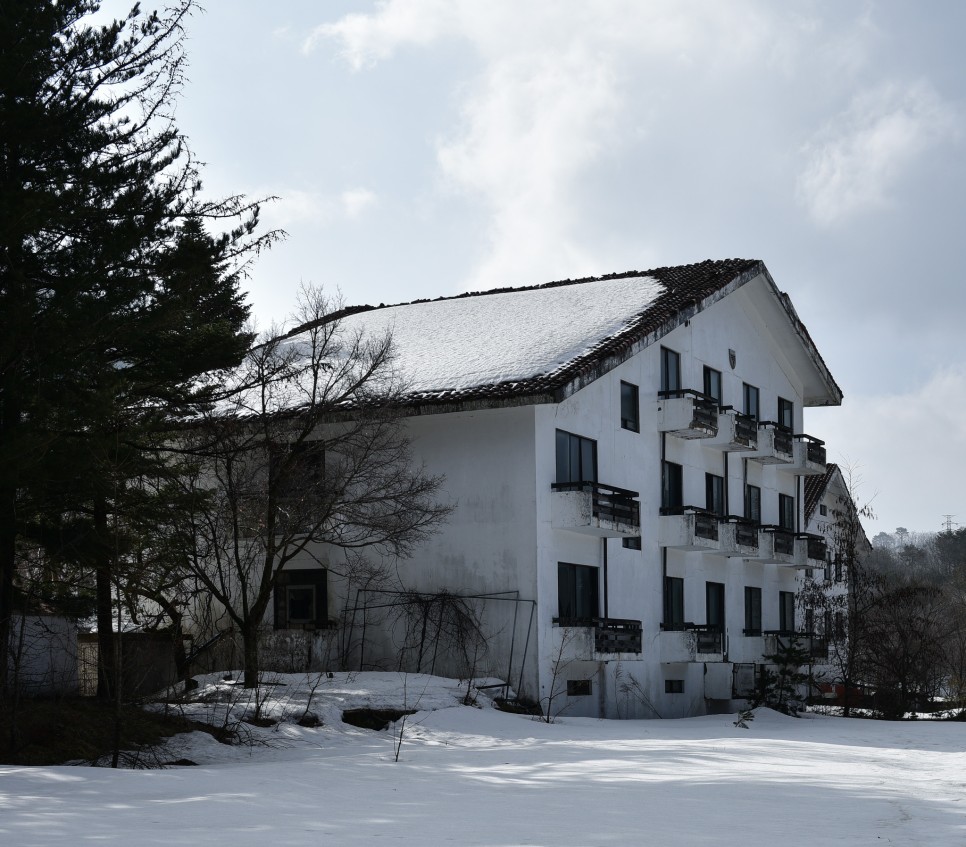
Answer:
[797, 81, 960, 226]
[341, 188, 378, 219]
[311, 0, 795, 289]
[257, 188, 378, 229]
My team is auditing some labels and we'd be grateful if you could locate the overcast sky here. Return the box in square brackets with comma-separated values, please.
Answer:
[105, 1, 965, 537]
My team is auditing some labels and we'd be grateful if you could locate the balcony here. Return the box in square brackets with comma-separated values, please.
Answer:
[659, 507, 724, 553]
[553, 618, 643, 657]
[659, 624, 724, 662]
[757, 525, 797, 565]
[746, 422, 794, 465]
[594, 618, 643, 654]
[720, 516, 761, 558]
[551, 482, 640, 538]
[776, 434, 827, 476]
[764, 631, 829, 661]
[796, 533, 827, 568]
[706, 408, 759, 451]
[656, 389, 718, 439]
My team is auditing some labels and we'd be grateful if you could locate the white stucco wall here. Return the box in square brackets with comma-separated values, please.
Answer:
[276, 272, 837, 719]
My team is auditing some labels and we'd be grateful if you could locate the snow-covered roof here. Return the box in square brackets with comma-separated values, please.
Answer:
[284, 258, 840, 409]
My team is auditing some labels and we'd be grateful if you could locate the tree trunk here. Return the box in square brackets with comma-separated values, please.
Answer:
[0, 488, 15, 697]
[242, 625, 259, 689]
[94, 495, 117, 700]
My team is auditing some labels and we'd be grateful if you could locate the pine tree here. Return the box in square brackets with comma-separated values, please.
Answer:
[0, 1, 273, 697]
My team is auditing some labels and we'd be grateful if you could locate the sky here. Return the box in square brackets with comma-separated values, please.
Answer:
[100, 1, 966, 537]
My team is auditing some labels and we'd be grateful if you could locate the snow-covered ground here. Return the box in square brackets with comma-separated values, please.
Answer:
[2, 672, 965, 846]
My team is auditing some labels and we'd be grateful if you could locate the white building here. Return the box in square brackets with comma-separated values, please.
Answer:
[799, 463, 871, 700]
[274, 259, 843, 719]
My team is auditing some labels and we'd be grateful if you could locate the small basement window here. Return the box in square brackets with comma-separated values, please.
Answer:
[567, 679, 593, 696]
[665, 679, 684, 694]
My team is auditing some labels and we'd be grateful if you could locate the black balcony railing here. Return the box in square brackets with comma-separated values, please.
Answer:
[658, 388, 719, 433]
[761, 525, 795, 556]
[660, 506, 721, 541]
[795, 434, 827, 465]
[551, 481, 641, 529]
[732, 412, 758, 447]
[799, 533, 827, 561]
[766, 631, 828, 660]
[726, 516, 760, 548]
[687, 623, 723, 654]
[594, 618, 643, 654]
[759, 421, 793, 455]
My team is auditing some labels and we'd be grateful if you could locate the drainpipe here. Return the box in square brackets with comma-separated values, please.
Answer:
[602, 538, 609, 620]
[660, 431, 667, 627]
[723, 451, 730, 516]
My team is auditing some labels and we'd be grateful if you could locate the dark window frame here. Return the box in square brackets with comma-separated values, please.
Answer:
[555, 429, 598, 484]
[664, 576, 685, 630]
[743, 383, 760, 421]
[745, 484, 762, 523]
[662, 461, 684, 512]
[622, 536, 642, 550]
[744, 586, 762, 635]
[778, 397, 794, 430]
[557, 562, 600, 623]
[273, 568, 328, 630]
[620, 381, 640, 432]
[703, 366, 722, 404]
[705, 472, 725, 516]
[661, 347, 681, 393]
[779, 493, 795, 531]
[779, 590, 795, 632]
[665, 679, 684, 694]
[706, 581, 725, 632]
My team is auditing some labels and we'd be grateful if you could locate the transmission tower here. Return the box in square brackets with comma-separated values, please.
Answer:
[941, 514, 959, 531]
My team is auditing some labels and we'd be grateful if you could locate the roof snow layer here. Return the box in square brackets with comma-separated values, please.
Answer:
[283, 259, 814, 407]
[329, 274, 664, 396]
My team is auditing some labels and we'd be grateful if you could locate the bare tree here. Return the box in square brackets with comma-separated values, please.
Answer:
[175, 287, 451, 688]
[798, 467, 875, 716]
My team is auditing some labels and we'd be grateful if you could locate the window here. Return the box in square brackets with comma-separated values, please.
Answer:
[743, 383, 759, 421]
[555, 430, 597, 483]
[835, 555, 843, 582]
[664, 576, 684, 630]
[779, 493, 795, 530]
[703, 366, 722, 404]
[665, 679, 684, 694]
[804, 607, 814, 635]
[662, 461, 683, 512]
[620, 381, 640, 432]
[705, 473, 725, 516]
[557, 563, 599, 623]
[622, 536, 642, 550]
[835, 611, 846, 639]
[567, 679, 593, 696]
[745, 484, 761, 523]
[779, 591, 795, 632]
[819, 504, 828, 517]
[707, 582, 725, 632]
[273, 568, 328, 630]
[270, 441, 326, 529]
[661, 347, 681, 393]
[778, 397, 794, 430]
[744, 586, 762, 635]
